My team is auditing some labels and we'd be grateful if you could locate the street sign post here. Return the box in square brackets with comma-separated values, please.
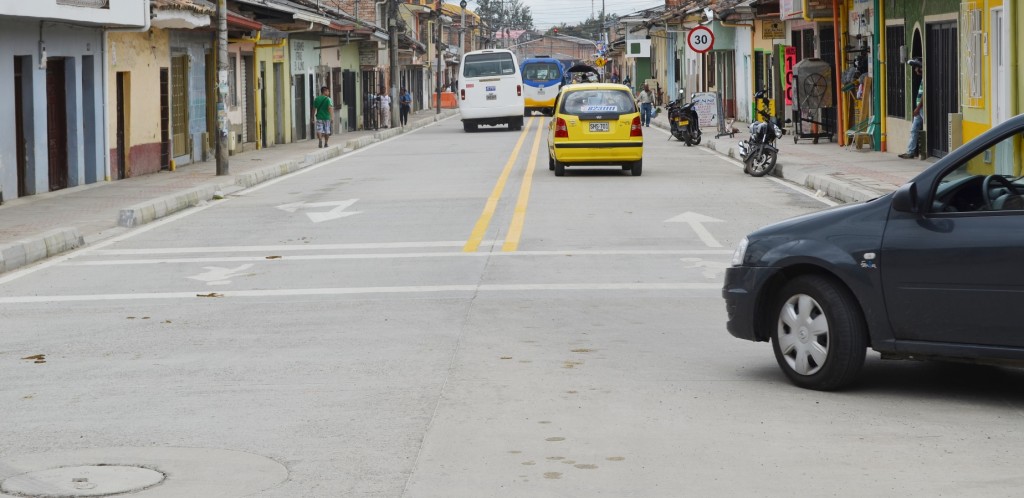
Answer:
[687, 26, 715, 54]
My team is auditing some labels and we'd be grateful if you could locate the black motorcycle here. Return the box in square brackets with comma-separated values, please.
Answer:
[667, 92, 701, 146]
[739, 91, 785, 177]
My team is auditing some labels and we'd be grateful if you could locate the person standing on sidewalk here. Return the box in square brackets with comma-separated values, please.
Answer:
[900, 58, 924, 159]
[399, 87, 412, 127]
[636, 83, 654, 127]
[312, 86, 334, 148]
[380, 90, 392, 129]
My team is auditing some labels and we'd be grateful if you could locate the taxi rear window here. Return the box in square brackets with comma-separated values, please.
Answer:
[560, 90, 636, 115]
[464, 53, 516, 78]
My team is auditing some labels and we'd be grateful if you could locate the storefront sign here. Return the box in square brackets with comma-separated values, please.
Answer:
[762, 21, 785, 39]
[783, 46, 797, 106]
[691, 92, 719, 127]
[359, 42, 378, 67]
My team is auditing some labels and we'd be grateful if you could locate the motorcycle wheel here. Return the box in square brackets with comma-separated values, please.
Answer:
[747, 148, 778, 178]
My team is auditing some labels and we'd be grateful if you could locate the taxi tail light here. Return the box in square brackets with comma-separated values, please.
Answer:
[555, 117, 569, 138]
[630, 116, 643, 137]
[460, 89, 465, 100]
[517, 84, 522, 96]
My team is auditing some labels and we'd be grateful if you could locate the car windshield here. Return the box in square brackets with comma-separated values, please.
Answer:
[523, 63, 561, 82]
[560, 89, 635, 115]
[463, 53, 516, 78]
[940, 131, 1024, 185]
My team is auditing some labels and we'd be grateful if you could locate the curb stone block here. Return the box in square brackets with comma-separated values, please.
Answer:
[0, 228, 83, 274]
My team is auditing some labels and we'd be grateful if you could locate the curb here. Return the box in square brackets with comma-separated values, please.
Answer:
[0, 110, 459, 276]
[0, 228, 84, 274]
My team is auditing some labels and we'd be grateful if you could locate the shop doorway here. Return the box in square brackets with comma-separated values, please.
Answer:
[45, 58, 68, 192]
[14, 56, 30, 197]
[925, 21, 958, 158]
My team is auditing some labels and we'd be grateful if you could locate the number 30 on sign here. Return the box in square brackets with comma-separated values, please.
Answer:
[687, 26, 715, 53]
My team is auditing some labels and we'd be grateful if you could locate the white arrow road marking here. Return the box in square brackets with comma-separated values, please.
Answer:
[665, 212, 725, 248]
[679, 257, 731, 279]
[276, 199, 362, 223]
[187, 264, 255, 286]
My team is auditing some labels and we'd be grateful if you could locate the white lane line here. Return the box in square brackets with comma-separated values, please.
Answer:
[92, 241, 488, 255]
[0, 283, 721, 304]
[0, 123, 455, 287]
[696, 146, 839, 207]
[66, 249, 735, 266]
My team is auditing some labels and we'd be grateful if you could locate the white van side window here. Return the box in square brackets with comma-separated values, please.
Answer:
[464, 53, 516, 78]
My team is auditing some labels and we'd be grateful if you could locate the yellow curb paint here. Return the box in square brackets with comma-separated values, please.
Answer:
[463, 117, 536, 252]
[502, 119, 545, 252]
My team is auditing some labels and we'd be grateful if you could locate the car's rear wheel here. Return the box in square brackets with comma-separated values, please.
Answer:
[549, 155, 555, 171]
[770, 275, 867, 391]
[510, 116, 524, 131]
[553, 159, 565, 176]
[630, 159, 643, 176]
[463, 122, 477, 133]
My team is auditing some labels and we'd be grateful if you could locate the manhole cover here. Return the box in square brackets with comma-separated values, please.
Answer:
[0, 465, 165, 497]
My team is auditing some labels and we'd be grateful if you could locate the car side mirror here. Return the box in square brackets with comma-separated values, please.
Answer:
[892, 182, 919, 214]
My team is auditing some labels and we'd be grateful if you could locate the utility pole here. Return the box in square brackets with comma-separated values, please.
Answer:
[388, 0, 399, 127]
[215, 0, 229, 175]
[459, 0, 467, 59]
[435, 0, 443, 114]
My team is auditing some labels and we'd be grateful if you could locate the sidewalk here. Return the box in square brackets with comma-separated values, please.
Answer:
[650, 111, 934, 203]
[0, 108, 459, 275]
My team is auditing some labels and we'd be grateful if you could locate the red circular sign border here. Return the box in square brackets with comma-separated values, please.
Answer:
[687, 26, 715, 53]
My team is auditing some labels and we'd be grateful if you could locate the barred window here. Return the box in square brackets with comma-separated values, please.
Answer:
[885, 25, 905, 118]
[961, 3, 983, 107]
[228, 54, 238, 108]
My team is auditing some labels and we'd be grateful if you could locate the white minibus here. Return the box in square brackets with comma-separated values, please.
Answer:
[458, 49, 525, 132]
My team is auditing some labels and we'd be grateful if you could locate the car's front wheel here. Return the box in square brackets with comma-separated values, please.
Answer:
[770, 275, 867, 391]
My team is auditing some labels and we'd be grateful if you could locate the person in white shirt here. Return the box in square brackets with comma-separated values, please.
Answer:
[636, 84, 653, 127]
[379, 90, 392, 128]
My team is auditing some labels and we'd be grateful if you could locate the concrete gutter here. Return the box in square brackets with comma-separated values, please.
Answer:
[0, 109, 459, 276]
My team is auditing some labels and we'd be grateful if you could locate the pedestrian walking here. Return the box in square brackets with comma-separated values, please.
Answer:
[311, 86, 334, 148]
[399, 87, 412, 127]
[899, 58, 924, 159]
[636, 83, 654, 127]
[380, 90, 392, 129]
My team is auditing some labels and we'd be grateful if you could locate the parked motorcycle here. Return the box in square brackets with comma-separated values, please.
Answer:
[739, 91, 786, 177]
[667, 92, 701, 146]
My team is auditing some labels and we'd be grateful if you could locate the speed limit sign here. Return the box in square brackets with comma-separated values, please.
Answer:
[687, 26, 715, 53]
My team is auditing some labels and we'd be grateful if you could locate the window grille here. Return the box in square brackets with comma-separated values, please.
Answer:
[885, 25, 905, 118]
[960, 3, 983, 107]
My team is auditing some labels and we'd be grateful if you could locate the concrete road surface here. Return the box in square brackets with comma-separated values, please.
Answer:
[2, 116, 1023, 497]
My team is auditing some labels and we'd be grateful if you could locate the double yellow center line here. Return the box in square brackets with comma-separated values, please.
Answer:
[463, 116, 544, 253]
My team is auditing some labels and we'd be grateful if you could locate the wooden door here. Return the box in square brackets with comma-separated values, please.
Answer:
[46, 58, 68, 192]
[14, 56, 27, 197]
[116, 72, 127, 179]
[171, 55, 189, 158]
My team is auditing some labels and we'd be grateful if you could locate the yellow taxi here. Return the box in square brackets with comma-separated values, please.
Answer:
[547, 83, 644, 176]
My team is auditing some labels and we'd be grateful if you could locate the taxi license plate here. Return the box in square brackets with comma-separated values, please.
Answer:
[589, 122, 610, 132]
[486, 94, 497, 100]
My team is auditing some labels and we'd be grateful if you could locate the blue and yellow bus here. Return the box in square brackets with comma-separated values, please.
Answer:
[520, 57, 565, 115]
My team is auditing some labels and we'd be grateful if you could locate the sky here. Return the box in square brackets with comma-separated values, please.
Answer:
[466, 0, 664, 30]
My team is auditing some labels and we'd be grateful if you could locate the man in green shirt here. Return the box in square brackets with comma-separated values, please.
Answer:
[312, 86, 334, 148]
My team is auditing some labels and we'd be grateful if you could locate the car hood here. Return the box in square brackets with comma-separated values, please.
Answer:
[744, 193, 893, 265]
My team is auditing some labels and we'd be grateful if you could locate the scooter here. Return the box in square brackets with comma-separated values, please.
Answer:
[667, 92, 701, 146]
[739, 91, 786, 177]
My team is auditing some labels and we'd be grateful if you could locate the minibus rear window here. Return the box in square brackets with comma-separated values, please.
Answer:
[464, 53, 516, 78]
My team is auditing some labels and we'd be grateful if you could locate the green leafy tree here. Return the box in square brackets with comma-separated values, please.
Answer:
[473, 0, 534, 31]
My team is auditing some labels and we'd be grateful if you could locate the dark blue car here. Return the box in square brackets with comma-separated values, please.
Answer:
[723, 113, 1024, 390]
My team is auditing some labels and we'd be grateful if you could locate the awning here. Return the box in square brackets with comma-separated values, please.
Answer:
[151, 8, 211, 30]
[228, 12, 263, 31]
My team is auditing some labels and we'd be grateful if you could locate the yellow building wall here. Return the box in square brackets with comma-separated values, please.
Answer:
[107, 30, 170, 177]
[255, 41, 293, 146]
